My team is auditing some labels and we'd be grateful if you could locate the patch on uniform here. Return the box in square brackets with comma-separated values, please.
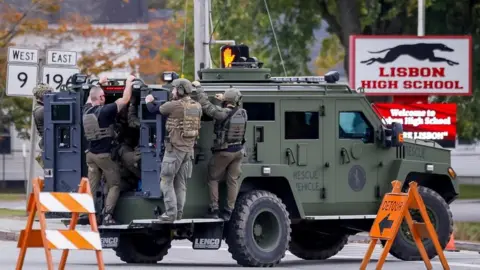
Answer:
[348, 165, 366, 192]
[44, 168, 53, 177]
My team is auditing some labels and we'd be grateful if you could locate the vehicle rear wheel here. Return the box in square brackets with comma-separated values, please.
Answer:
[226, 190, 291, 267]
[113, 233, 172, 264]
[289, 228, 348, 260]
[381, 186, 453, 261]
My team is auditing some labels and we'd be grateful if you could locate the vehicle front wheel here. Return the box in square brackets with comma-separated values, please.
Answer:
[226, 190, 291, 267]
[382, 186, 453, 261]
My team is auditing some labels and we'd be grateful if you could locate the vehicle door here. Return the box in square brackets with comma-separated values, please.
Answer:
[138, 89, 168, 198]
[43, 91, 82, 192]
[334, 98, 380, 204]
[280, 99, 324, 215]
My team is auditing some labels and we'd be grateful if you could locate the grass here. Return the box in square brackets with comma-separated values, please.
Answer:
[458, 184, 480, 200]
[0, 208, 26, 218]
[0, 193, 25, 201]
[454, 222, 480, 242]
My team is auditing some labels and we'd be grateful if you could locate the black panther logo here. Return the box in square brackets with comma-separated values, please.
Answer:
[360, 43, 459, 66]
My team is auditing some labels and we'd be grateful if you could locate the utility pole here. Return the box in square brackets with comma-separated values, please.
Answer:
[417, 0, 425, 36]
[193, 0, 235, 80]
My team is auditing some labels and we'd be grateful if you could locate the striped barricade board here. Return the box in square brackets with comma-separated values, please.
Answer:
[15, 177, 105, 270]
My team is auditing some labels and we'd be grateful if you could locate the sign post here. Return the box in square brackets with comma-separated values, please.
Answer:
[360, 180, 450, 270]
[6, 47, 40, 200]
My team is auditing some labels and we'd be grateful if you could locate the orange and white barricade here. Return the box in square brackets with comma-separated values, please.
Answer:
[16, 177, 104, 270]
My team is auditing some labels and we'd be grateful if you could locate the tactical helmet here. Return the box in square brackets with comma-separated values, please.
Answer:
[223, 88, 242, 104]
[32, 83, 53, 101]
[171, 78, 193, 96]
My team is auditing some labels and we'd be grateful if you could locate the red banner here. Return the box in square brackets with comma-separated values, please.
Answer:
[373, 103, 457, 141]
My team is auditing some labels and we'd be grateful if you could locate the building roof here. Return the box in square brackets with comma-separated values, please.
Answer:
[4, 0, 150, 24]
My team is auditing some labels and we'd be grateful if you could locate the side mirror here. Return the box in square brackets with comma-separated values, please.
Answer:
[391, 122, 404, 147]
[380, 122, 404, 148]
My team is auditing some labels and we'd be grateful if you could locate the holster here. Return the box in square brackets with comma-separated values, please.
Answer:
[110, 142, 121, 161]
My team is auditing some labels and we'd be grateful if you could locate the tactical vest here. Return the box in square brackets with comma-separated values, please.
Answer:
[82, 105, 115, 141]
[213, 107, 247, 150]
[165, 97, 202, 138]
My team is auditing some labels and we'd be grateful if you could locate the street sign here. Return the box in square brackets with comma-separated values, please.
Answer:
[46, 50, 78, 66]
[42, 66, 80, 90]
[8, 47, 38, 64]
[369, 193, 409, 240]
[360, 181, 450, 270]
[6, 64, 39, 96]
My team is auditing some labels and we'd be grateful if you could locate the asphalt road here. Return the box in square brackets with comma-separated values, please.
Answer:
[4, 240, 480, 269]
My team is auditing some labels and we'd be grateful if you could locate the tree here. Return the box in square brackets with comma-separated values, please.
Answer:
[0, 0, 182, 139]
[166, 0, 322, 79]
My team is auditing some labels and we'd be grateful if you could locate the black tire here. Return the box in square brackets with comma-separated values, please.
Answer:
[382, 186, 453, 261]
[226, 190, 291, 267]
[289, 229, 348, 260]
[114, 233, 172, 264]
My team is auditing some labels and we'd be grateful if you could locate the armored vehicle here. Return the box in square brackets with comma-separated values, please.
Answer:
[40, 45, 459, 267]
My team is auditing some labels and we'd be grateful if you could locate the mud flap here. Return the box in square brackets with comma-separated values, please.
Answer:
[100, 230, 121, 249]
[191, 221, 224, 250]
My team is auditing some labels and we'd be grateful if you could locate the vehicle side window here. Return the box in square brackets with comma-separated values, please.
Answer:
[285, 111, 319, 139]
[243, 102, 275, 121]
[339, 111, 374, 143]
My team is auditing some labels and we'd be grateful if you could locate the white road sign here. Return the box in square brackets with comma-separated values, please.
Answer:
[42, 66, 80, 90]
[8, 47, 38, 64]
[47, 50, 78, 66]
[6, 64, 39, 96]
[349, 35, 472, 95]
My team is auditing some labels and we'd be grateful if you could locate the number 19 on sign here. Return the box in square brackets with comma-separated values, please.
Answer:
[42, 66, 79, 90]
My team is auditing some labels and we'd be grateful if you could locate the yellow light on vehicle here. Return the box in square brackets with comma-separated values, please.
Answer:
[222, 47, 236, 68]
[448, 167, 457, 179]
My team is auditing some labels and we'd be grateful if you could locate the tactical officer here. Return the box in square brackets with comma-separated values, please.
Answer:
[83, 75, 136, 225]
[114, 105, 141, 187]
[192, 81, 247, 220]
[145, 78, 202, 222]
[32, 83, 54, 168]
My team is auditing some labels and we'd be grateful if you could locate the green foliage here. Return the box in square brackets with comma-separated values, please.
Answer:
[167, 0, 322, 78]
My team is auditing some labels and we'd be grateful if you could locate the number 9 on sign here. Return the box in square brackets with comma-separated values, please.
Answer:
[42, 66, 80, 91]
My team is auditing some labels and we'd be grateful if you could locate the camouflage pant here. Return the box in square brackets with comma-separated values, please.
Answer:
[207, 150, 243, 210]
[118, 144, 141, 179]
[160, 147, 193, 218]
[86, 152, 123, 215]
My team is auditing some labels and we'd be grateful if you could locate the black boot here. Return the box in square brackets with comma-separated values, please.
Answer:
[204, 207, 219, 219]
[103, 213, 117, 225]
[221, 207, 233, 221]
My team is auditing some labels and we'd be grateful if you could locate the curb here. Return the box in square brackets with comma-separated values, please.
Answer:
[347, 234, 480, 252]
[0, 230, 20, 242]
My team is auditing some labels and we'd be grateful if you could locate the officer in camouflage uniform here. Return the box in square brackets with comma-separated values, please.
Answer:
[32, 83, 53, 168]
[114, 105, 141, 187]
[145, 78, 202, 222]
[192, 81, 247, 220]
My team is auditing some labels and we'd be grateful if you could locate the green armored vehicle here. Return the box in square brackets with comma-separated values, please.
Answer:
[45, 46, 458, 267]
